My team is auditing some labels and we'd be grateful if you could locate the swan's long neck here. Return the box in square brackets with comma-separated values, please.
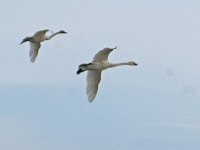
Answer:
[110, 62, 131, 68]
[46, 32, 61, 40]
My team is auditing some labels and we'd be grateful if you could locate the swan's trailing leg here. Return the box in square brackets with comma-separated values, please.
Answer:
[77, 63, 92, 74]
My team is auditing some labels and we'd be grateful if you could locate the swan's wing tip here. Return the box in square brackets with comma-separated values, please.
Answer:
[113, 46, 117, 49]
[86, 71, 101, 103]
[88, 95, 95, 103]
[30, 58, 36, 63]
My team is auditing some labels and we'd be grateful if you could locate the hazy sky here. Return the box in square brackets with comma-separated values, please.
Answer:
[0, 0, 200, 150]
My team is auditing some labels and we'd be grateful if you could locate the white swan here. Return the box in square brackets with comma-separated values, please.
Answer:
[20, 29, 67, 63]
[77, 46, 138, 103]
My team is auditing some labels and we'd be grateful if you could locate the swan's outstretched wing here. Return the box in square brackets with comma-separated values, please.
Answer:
[93, 47, 117, 62]
[34, 29, 49, 36]
[87, 70, 102, 102]
[29, 42, 41, 63]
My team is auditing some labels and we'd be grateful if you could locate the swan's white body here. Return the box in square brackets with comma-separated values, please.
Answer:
[77, 47, 138, 103]
[20, 29, 67, 63]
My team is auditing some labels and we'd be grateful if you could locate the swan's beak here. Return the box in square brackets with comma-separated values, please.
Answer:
[60, 30, 67, 34]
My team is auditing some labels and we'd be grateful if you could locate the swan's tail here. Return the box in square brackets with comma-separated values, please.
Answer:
[20, 37, 32, 44]
[76, 63, 91, 74]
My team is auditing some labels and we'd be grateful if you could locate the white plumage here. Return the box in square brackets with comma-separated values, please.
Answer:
[77, 46, 138, 103]
[86, 70, 102, 102]
[29, 42, 41, 63]
[20, 29, 67, 63]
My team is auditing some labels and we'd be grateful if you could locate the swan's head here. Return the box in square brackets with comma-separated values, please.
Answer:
[58, 30, 67, 34]
[128, 61, 138, 66]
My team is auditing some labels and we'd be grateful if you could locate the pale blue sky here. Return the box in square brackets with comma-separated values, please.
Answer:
[0, 0, 200, 150]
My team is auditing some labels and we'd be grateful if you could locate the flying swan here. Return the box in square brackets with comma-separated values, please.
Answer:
[77, 46, 138, 103]
[20, 29, 67, 63]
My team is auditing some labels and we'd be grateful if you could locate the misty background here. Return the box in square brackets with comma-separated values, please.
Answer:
[0, 0, 200, 150]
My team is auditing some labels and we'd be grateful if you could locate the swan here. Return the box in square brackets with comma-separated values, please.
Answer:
[20, 29, 67, 63]
[77, 46, 138, 103]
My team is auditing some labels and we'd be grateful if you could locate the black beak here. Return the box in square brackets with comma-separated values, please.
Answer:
[60, 30, 67, 34]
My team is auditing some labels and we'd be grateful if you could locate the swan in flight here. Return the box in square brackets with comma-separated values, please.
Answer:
[20, 29, 67, 63]
[77, 46, 138, 103]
